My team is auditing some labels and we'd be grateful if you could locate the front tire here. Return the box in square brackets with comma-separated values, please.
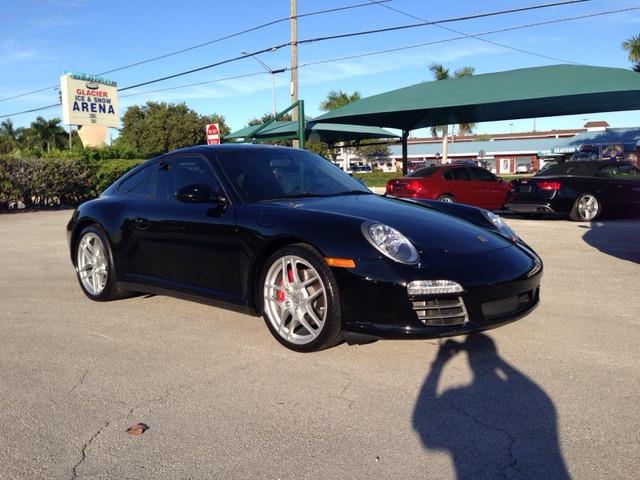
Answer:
[74, 225, 125, 301]
[570, 193, 601, 221]
[261, 244, 343, 352]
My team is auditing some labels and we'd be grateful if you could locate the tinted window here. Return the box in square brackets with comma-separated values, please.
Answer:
[470, 168, 497, 182]
[536, 165, 567, 177]
[118, 165, 154, 197]
[596, 164, 640, 178]
[217, 148, 369, 202]
[155, 156, 219, 201]
[408, 167, 439, 178]
[448, 167, 472, 181]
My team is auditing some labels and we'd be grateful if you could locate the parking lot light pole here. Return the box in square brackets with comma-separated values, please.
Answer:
[241, 51, 284, 117]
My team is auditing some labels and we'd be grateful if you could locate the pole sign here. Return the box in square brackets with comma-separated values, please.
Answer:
[60, 72, 119, 128]
[206, 123, 220, 144]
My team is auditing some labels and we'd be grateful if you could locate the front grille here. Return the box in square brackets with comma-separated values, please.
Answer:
[412, 297, 469, 326]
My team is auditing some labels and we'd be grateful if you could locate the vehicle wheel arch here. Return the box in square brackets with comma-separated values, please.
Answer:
[248, 236, 327, 314]
[70, 218, 100, 264]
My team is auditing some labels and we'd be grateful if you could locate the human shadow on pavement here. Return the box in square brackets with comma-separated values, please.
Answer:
[580, 220, 640, 264]
[412, 334, 570, 480]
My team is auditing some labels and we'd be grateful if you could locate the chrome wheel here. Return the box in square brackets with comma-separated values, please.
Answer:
[76, 232, 108, 296]
[263, 255, 327, 346]
[577, 194, 599, 221]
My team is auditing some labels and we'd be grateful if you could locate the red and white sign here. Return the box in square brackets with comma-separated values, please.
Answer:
[206, 123, 220, 145]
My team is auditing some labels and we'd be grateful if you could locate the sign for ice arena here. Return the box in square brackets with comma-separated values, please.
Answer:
[60, 72, 119, 128]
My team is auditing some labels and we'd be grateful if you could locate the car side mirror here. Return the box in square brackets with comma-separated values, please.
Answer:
[176, 183, 219, 203]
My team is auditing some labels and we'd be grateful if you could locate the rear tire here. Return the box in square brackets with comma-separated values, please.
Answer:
[570, 193, 601, 221]
[260, 244, 343, 352]
[437, 194, 455, 203]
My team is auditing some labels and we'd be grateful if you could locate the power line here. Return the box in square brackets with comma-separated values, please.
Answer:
[297, 1, 591, 46]
[367, 0, 583, 64]
[297, 6, 640, 70]
[119, 71, 268, 98]
[0, 1, 621, 119]
[103, 6, 640, 102]
[0, 0, 393, 103]
[117, 0, 592, 93]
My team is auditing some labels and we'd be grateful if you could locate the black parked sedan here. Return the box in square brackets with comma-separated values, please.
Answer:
[506, 161, 640, 221]
[67, 145, 542, 352]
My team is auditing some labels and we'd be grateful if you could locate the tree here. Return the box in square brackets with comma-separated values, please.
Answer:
[0, 119, 18, 154]
[247, 112, 292, 127]
[319, 90, 361, 112]
[118, 102, 230, 157]
[622, 34, 640, 71]
[27, 117, 67, 152]
[428, 63, 476, 163]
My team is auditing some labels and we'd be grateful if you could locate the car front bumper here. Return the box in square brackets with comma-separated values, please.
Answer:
[333, 243, 542, 341]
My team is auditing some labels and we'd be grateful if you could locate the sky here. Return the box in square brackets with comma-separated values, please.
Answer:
[1, 0, 640, 139]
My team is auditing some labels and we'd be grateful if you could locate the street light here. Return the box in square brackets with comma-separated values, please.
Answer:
[241, 50, 285, 117]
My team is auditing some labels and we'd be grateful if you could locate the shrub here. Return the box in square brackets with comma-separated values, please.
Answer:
[0, 157, 144, 210]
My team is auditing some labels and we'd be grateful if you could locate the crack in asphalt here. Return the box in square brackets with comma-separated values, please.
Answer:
[70, 420, 109, 480]
[445, 398, 519, 479]
[67, 368, 89, 394]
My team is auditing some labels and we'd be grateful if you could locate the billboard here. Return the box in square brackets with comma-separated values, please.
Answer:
[60, 73, 119, 128]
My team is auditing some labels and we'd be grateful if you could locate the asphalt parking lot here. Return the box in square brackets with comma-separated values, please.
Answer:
[0, 210, 638, 479]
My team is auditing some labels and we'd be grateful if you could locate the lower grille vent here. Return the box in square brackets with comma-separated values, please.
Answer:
[412, 297, 468, 326]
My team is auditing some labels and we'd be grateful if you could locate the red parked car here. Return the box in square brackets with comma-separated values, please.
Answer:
[386, 165, 511, 210]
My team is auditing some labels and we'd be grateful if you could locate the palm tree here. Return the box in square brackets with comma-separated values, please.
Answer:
[30, 117, 67, 152]
[428, 63, 476, 163]
[622, 34, 640, 71]
[319, 90, 361, 111]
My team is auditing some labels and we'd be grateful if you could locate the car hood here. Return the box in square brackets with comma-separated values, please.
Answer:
[268, 194, 511, 255]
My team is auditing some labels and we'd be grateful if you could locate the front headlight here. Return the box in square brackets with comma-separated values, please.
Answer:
[486, 211, 517, 241]
[361, 222, 419, 264]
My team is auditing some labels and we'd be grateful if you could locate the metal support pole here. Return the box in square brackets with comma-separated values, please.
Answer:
[402, 130, 409, 175]
[298, 100, 305, 149]
[271, 74, 276, 117]
[290, 0, 299, 147]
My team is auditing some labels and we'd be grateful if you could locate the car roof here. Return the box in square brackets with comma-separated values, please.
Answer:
[536, 160, 634, 176]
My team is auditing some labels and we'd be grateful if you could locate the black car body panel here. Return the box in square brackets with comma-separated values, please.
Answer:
[68, 145, 542, 341]
[506, 161, 640, 217]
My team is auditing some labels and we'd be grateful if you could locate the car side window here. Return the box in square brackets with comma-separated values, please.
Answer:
[118, 165, 154, 197]
[470, 168, 497, 182]
[596, 164, 640, 178]
[450, 168, 472, 181]
[155, 156, 220, 201]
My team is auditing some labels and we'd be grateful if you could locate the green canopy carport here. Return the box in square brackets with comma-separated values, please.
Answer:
[225, 120, 398, 145]
[309, 64, 640, 173]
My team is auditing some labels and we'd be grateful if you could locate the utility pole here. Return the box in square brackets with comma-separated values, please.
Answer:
[290, 0, 299, 147]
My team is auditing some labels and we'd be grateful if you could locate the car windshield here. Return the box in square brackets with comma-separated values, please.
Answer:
[216, 148, 372, 202]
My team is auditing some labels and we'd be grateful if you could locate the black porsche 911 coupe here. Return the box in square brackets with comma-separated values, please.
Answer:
[67, 145, 542, 352]
[506, 161, 640, 221]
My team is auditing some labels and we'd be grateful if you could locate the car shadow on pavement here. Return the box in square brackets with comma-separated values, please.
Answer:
[412, 334, 570, 480]
[580, 220, 640, 264]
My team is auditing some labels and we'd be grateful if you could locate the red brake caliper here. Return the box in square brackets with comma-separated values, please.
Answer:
[277, 267, 294, 302]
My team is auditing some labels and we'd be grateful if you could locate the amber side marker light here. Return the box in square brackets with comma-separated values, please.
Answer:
[325, 257, 356, 268]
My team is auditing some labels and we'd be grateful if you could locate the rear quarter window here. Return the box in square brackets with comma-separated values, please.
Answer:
[118, 165, 154, 197]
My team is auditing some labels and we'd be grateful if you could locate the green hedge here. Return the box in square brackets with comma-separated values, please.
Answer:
[0, 157, 143, 210]
[353, 171, 402, 187]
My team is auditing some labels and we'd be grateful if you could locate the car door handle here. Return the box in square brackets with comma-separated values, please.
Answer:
[134, 217, 151, 230]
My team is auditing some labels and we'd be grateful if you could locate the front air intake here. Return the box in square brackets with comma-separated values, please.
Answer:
[412, 297, 469, 326]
